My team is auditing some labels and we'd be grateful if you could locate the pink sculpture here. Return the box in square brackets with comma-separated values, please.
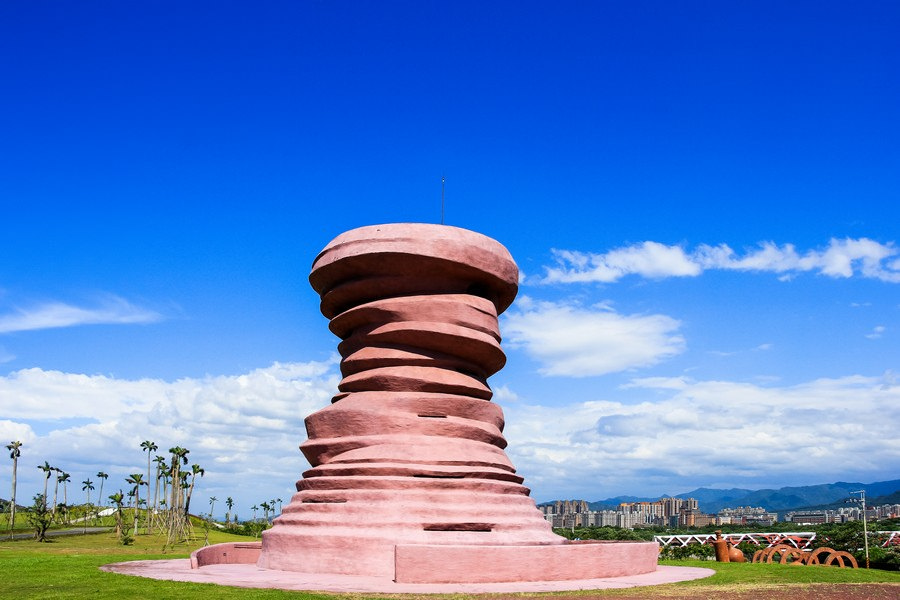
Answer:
[101, 223, 715, 590]
[255, 223, 660, 583]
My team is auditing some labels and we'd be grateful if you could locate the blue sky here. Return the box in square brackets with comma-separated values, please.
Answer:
[1, 2, 898, 516]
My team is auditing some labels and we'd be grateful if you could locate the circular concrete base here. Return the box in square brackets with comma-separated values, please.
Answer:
[101, 559, 714, 593]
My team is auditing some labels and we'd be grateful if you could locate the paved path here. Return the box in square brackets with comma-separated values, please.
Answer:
[5, 526, 111, 541]
[101, 560, 714, 594]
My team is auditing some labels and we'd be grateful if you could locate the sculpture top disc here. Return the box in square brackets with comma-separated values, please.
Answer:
[310, 223, 519, 319]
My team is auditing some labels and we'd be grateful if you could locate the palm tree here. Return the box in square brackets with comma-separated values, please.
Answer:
[109, 490, 125, 541]
[58, 472, 70, 502]
[180, 477, 191, 512]
[271, 498, 279, 520]
[159, 469, 170, 514]
[251, 504, 258, 521]
[183, 464, 204, 517]
[96, 471, 108, 509]
[82, 478, 94, 502]
[225, 496, 234, 524]
[276, 497, 283, 514]
[152, 455, 166, 513]
[163, 446, 191, 548]
[81, 478, 94, 533]
[37, 462, 53, 510]
[82, 478, 94, 501]
[57, 502, 69, 525]
[148, 454, 166, 533]
[167, 447, 190, 514]
[209, 496, 217, 520]
[260, 501, 271, 523]
[50, 467, 61, 515]
[140, 441, 157, 529]
[125, 473, 145, 536]
[57, 471, 71, 523]
[6, 441, 22, 530]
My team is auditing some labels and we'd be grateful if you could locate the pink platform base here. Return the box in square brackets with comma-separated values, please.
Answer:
[394, 540, 659, 583]
[103, 555, 713, 594]
[195, 539, 662, 583]
[99, 539, 714, 593]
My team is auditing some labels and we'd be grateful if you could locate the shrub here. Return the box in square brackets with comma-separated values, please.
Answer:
[25, 494, 53, 542]
[867, 547, 900, 571]
[659, 542, 715, 561]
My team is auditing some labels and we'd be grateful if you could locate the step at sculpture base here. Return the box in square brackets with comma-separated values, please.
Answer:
[196, 539, 661, 583]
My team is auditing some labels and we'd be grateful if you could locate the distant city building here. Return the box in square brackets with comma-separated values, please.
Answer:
[541, 496, 898, 530]
[717, 506, 778, 526]
[540, 496, 705, 529]
[784, 504, 900, 525]
[677, 507, 717, 528]
[616, 497, 697, 526]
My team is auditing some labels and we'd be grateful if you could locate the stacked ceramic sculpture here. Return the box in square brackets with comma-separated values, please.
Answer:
[258, 224, 562, 576]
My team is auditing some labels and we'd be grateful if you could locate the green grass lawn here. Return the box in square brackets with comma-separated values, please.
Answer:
[661, 559, 900, 586]
[1, 508, 120, 533]
[1, 529, 336, 600]
[1, 531, 898, 599]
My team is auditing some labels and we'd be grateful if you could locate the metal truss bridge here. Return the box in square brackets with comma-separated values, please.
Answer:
[654, 531, 900, 549]
[654, 532, 817, 549]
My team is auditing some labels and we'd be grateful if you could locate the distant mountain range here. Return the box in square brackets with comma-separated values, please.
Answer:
[543, 479, 900, 514]
[4, 479, 898, 517]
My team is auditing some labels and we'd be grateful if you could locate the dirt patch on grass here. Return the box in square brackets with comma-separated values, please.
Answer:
[493, 583, 900, 599]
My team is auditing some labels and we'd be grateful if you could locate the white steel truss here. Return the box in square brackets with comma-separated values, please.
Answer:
[654, 530, 900, 549]
[653, 532, 816, 549]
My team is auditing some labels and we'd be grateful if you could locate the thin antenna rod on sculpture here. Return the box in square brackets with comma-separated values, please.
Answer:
[441, 175, 445, 225]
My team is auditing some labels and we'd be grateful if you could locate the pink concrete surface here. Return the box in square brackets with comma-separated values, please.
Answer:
[191, 541, 261, 568]
[191, 540, 659, 585]
[101, 559, 714, 593]
[394, 540, 659, 583]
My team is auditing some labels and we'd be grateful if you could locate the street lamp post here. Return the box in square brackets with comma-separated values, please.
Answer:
[850, 490, 870, 568]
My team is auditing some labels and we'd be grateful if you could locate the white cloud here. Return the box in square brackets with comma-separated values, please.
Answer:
[0, 360, 339, 516]
[491, 384, 521, 403]
[3, 359, 897, 512]
[2, 369, 163, 420]
[541, 238, 900, 284]
[0, 295, 163, 333]
[708, 343, 773, 357]
[503, 373, 900, 500]
[696, 242, 801, 272]
[544, 243, 700, 283]
[866, 325, 886, 340]
[0, 419, 36, 445]
[703, 238, 899, 281]
[502, 297, 685, 376]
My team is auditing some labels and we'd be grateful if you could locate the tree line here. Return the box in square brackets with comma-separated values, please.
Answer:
[6, 439, 285, 544]
[554, 519, 900, 570]
[5, 439, 204, 545]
